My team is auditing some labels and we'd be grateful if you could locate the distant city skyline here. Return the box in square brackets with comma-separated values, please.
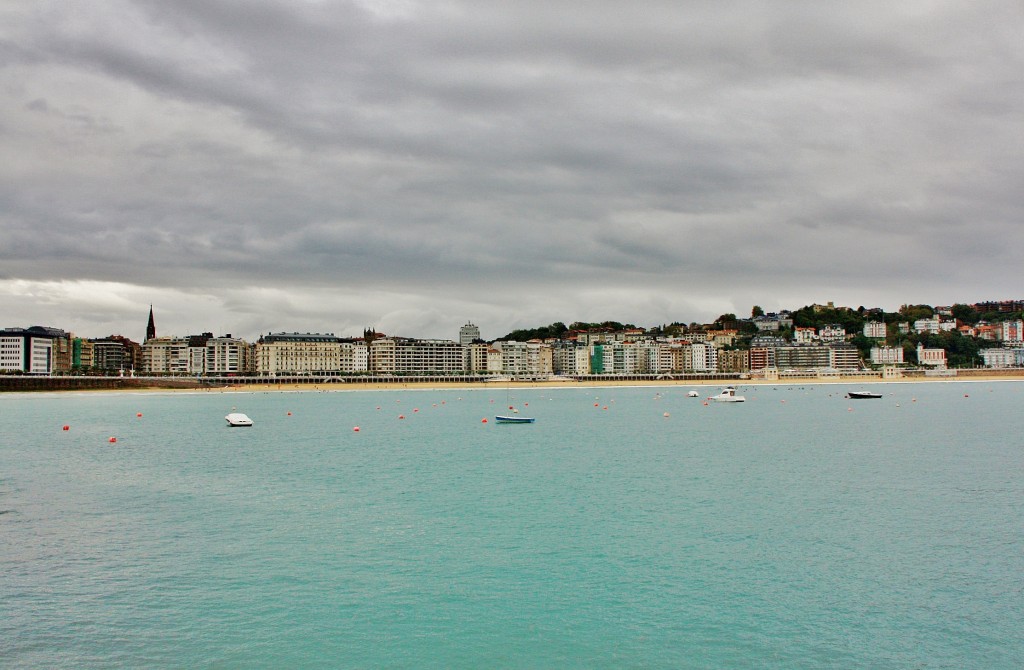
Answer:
[2, 3, 1022, 343]
[6, 296, 1023, 345]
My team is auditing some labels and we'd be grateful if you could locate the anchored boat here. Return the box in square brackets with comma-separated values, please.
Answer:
[711, 387, 746, 402]
[225, 412, 253, 427]
[494, 415, 536, 424]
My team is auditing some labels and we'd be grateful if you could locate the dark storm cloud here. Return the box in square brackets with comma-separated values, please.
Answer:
[1, 0, 1022, 339]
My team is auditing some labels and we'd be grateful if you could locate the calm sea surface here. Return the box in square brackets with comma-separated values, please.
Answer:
[2, 382, 1023, 668]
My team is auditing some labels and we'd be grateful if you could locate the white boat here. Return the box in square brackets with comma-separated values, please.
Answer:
[225, 412, 253, 427]
[495, 415, 536, 424]
[711, 387, 745, 402]
[687, 390, 700, 397]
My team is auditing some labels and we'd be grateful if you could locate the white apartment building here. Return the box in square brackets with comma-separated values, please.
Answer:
[340, 341, 369, 373]
[689, 342, 718, 373]
[142, 336, 190, 374]
[256, 333, 342, 376]
[492, 341, 553, 376]
[551, 343, 590, 375]
[981, 348, 1019, 368]
[205, 337, 250, 374]
[370, 338, 465, 375]
[914, 318, 941, 334]
[863, 321, 887, 339]
[871, 346, 905, 365]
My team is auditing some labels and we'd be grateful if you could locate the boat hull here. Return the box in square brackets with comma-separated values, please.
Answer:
[847, 392, 882, 399]
[495, 416, 536, 424]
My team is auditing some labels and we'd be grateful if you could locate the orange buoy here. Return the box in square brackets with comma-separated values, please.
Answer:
[663, 412, 670, 418]
[602, 406, 608, 410]
[287, 411, 292, 416]
[136, 412, 142, 417]
[594, 403, 599, 407]
[481, 418, 488, 423]
[413, 408, 419, 413]
[108, 437, 117, 443]
[62, 425, 70, 431]
[398, 414, 405, 419]
[353, 426, 360, 432]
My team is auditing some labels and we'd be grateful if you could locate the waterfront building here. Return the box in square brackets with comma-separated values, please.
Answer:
[73, 338, 94, 370]
[689, 342, 718, 373]
[748, 347, 774, 371]
[370, 338, 465, 375]
[256, 333, 342, 376]
[863, 321, 887, 339]
[828, 343, 862, 370]
[340, 340, 369, 373]
[205, 336, 251, 375]
[551, 342, 590, 375]
[187, 333, 212, 375]
[916, 344, 947, 368]
[0, 326, 68, 374]
[459, 323, 481, 346]
[92, 338, 129, 372]
[464, 342, 490, 373]
[774, 344, 831, 372]
[871, 346, 905, 366]
[717, 349, 749, 373]
[493, 341, 553, 377]
[142, 336, 190, 374]
[980, 348, 1019, 368]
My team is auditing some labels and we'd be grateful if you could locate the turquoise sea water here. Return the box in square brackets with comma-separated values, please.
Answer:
[2, 382, 1023, 668]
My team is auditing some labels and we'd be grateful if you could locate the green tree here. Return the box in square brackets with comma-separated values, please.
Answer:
[751, 305, 764, 318]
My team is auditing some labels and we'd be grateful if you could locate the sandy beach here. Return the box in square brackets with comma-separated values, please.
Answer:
[196, 370, 1024, 394]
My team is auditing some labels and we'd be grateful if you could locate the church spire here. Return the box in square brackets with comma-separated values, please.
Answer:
[146, 305, 156, 342]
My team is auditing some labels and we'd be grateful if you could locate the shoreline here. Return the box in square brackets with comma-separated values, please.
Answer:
[5, 372, 1024, 396]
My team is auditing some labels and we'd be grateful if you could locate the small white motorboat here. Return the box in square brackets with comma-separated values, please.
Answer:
[687, 390, 700, 397]
[225, 412, 253, 427]
[711, 387, 745, 402]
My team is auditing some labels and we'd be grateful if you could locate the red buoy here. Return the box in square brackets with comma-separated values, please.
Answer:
[62, 425, 70, 431]
[398, 414, 405, 420]
[481, 418, 488, 423]
[136, 412, 142, 418]
[108, 437, 117, 443]
[353, 426, 360, 432]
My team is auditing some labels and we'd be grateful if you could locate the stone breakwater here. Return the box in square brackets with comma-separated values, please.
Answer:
[0, 376, 209, 392]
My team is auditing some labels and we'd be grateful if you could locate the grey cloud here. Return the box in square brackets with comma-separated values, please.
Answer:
[1, 0, 1022, 339]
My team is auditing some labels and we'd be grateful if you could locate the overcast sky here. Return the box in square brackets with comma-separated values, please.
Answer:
[2, 1, 1022, 341]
